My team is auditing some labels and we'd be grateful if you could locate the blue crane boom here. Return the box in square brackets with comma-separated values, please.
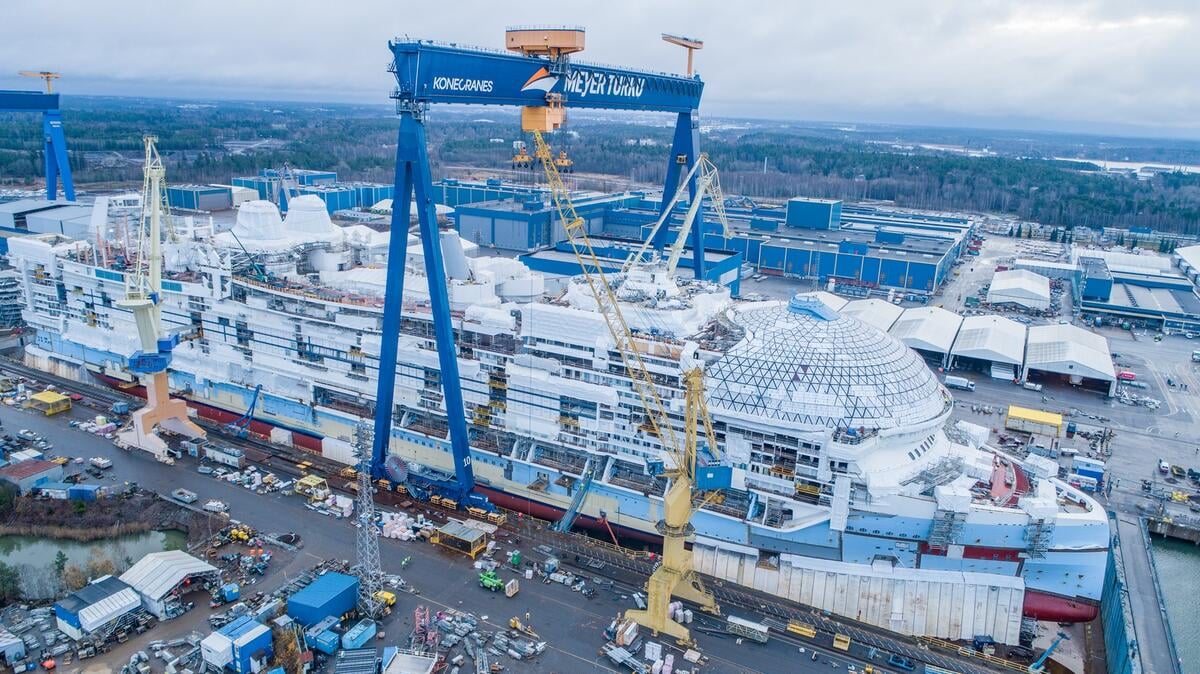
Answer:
[371, 30, 707, 513]
[0, 91, 74, 201]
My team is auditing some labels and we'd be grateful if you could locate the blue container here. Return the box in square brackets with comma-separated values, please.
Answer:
[67, 485, 99, 501]
[341, 619, 376, 650]
[288, 573, 358, 625]
[309, 630, 340, 655]
[696, 466, 732, 491]
[223, 583, 241, 602]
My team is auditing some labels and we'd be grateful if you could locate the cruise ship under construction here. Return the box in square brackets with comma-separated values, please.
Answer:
[7, 189, 1109, 645]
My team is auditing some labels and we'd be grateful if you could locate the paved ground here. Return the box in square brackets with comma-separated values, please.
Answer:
[0, 401, 891, 674]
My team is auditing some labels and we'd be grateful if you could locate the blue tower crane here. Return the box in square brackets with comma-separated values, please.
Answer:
[372, 29, 705, 510]
[0, 89, 75, 201]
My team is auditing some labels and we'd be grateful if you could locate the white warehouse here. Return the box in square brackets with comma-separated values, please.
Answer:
[988, 270, 1051, 310]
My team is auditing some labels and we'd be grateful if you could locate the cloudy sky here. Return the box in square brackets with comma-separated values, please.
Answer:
[2, 0, 1198, 137]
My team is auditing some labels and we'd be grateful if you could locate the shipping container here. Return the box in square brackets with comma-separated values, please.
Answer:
[204, 445, 245, 469]
[341, 619, 376, 650]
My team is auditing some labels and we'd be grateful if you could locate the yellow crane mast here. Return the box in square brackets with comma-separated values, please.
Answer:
[530, 128, 722, 646]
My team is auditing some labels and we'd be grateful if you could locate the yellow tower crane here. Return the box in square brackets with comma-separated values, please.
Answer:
[18, 70, 61, 94]
[529, 124, 724, 646]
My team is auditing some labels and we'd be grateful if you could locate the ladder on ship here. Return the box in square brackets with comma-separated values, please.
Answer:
[553, 458, 598, 533]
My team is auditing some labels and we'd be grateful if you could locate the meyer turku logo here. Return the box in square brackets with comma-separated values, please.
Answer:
[521, 67, 646, 99]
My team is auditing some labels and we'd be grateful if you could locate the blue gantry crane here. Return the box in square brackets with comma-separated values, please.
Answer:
[372, 28, 705, 511]
[4, 72, 75, 201]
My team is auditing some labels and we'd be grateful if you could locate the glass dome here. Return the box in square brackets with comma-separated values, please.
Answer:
[705, 297, 949, 431]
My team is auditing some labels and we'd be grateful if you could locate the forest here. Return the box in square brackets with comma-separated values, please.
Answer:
[2, 97, 1199, 234]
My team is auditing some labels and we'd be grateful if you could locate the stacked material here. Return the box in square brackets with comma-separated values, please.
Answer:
[380, 512, 419, 540]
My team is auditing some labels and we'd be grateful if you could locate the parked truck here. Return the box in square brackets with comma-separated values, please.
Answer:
[944, 375, 975, 392]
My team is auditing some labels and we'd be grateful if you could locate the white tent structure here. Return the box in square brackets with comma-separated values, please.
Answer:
[1025, 324, 1116, 394]
[950, 315, 1027, 380]
[889, 306, 963, 366]
[120, 551, 219, 619]
[987, 269, 1051, 310]
[841, 298, 904, 332]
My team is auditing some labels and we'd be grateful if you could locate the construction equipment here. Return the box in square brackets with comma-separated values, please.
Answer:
[511, 143, 533, 170]
[372, 28, 702, 515]
[5, 72, 74, 200]
[620, 153, 730, 277]
[508, 617, 538, 639]
[1029, 632, 1069, 673]
[553, 149, 574, 173]
[226, 384, 262, 438]
[115, 136, 206, 458]
[18, 71, 61, 93]
[662, 35, 703, 76]
[532, 125, 725, 645]
[477, 570, 503, 592]
[354, 422, 387, 619]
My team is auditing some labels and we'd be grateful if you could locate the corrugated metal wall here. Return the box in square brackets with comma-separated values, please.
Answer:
[694, 541, 1024, 644]
[1101, 521, 1143, 674]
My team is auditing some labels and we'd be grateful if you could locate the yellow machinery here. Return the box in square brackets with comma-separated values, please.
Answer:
[294, 474, 330, 502]
[18, 70, 61, 93]
[511, 145, 533, 169]
[553, 149, 574, 173]
[525, 68, 723, 643]
[28, 390, 71, 416]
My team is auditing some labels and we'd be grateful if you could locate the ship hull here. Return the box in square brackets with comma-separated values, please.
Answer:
[91, 369, 1098, 623]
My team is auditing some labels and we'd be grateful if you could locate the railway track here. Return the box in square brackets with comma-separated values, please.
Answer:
[0, 357, 1015, 673]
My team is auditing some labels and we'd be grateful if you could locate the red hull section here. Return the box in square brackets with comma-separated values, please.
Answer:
[475, 485, 661, 545]
[91, 372, 1100, 623]
[1022, 590, 1099, 622]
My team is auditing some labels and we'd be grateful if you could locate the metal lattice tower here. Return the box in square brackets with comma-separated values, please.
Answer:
[354, 422, 385, 618]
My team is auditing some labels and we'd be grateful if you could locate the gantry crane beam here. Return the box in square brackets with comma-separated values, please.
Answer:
[0, 89, 74, 201]
[372, 32, 708, 513]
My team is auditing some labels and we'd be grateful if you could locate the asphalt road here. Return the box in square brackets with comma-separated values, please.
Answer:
[0, 401, 891, 674]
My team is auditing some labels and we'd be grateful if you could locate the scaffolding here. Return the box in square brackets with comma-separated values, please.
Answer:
[354, 422, 386, 618]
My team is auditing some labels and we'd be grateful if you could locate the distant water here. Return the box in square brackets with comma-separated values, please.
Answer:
[0, 530, 186, 599]
[1151, 536, 1200, 668]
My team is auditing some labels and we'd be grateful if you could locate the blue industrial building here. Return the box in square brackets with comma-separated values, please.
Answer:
[346, 182, 394, 208]
[166, 185, 233, 211]
[455, 192, 641, 251]
[300, 185, 357, 214]
[520, 237, 743, 295]
[440, 178, 967, 294]
[786, 197, 842, 229]
[231, 176, 279, 202]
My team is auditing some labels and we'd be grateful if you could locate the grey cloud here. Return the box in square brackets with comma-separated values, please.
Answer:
[0, 0, 1196, 136]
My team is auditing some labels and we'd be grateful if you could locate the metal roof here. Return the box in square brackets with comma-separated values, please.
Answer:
[706, 299, 949, 431]
[1025, 324, 1116, 382]
[0, 459, 59, 481]
[840, 298, 903, 332]
[988, 270, 1050, 301]
[889, 306, 963, 355]
[951, 315, 1026, 366]
[56, 576, 133, 615]
[119, 550, 218, 600]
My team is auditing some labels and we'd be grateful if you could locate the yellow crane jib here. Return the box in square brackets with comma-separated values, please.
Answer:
[531, 127, 726, 647]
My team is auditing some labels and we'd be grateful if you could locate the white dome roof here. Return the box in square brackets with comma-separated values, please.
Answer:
[706, 296, 949, 431]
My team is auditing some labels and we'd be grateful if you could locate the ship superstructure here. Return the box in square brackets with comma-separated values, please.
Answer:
[9, 197, 1108, 644]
